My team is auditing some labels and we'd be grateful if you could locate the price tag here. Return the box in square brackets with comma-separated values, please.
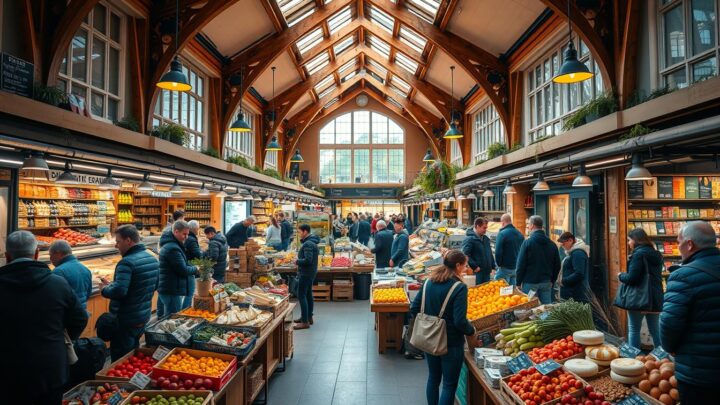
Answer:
[535, 359, 562, 375]
[477, 331, 494, 347]
[213, 293, 221, 303]
[129, 371, 151, 388]
[171, 327, 192, 344]
[501, 311, 516, 323]
[616, 393, 651, 405]
[507, 352, 534, 374]
[650, 346, 670, 360]
[538, 312, 550, 320]
[219, 291, 229, 300]
[500, 286, 514, 296]
[152, 345, 170, 361]
[619, 342, 641, 359]
[527, 289, 537, 299]
[106, 392, 124, 405]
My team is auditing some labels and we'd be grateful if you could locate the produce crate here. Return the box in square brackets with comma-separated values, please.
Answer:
[193, 295, 223, 313]
[96, 347, 157, 381]
[235, 294, 289, 318]
[178, 308, 219, 322]
[369, 286, 410, 312]
[63, 380, 138, 404]
[152, 348, 237, 391]
[121, 390, 213, 405]
[332, 284, 354, 302]
[191, 324, 257, 359]
[283, 323, 294, 358]
[469, 287, 539, 331]
[246, 363, 265, 403]
[500, 367, 588, 405]
[312, 284, 331, 302]
[226, 272, 253, 287]
[145, 315, 207, 348]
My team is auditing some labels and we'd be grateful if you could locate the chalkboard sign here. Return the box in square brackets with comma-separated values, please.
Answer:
[619, 343, 641, 359]
[657, 177, 673, 199]
[535, 359, 562, 375]
[628, 181, 644, 199]
[1, 53, 33, 97]
[507, 352, 534, 374]
[476, 331, 495, 347]
[616, 393, 651, 405]
[650, 346, 670, 360]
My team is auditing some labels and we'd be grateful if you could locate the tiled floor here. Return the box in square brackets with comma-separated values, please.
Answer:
[265, 300, 428, 405]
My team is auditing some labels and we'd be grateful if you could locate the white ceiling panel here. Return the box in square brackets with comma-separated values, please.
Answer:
[424, 50, 475, 99]
[202, 0, 276, 57]
[414, 92, 443, 118]
[252, 52, 303, 100]
[286, 92, 314, 119]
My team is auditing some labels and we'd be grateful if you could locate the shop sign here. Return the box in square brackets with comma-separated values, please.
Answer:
[47, 170, 108, 186]
[325, 187, 400, 198]
[149, 190, 172, 198]
[1, 53, 33, 98]
[609, 216, 617, 234]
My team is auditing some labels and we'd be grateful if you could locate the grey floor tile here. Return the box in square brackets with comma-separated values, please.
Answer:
[332, 381, 367, 405]
[366, 394, 402, 405]
[301, 373, 337, 397]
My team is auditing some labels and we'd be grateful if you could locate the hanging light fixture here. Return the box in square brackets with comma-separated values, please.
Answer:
[197, 182, 210, 195]
[503, 180, 517, 194]
[290, 149, 304, 163]
[100, 168, 120, 190]
[482, 188, 495, 198]
[572, 164, 593, 187]
[444, 66, 463, 139]
[253, 194, 262, 201]
[449, 195, 456, 202]
[156, 0, 192, 92]
[625, 153, 653, 181]
[216, 186, 228, 198]
[265, 66, 282, 152]
[169, 178, 183, 194]
[533, 173, 550, 191]
[55, 161, 79, 185]
[137, 173, 155, 191]
[553, 0, 593, 84]
[22, 151, 49, 171]
[422, 149, 435, 163]
[266, 136, 282, 151]
[230, 66, 252, 132]
[466, 191, 477, 199]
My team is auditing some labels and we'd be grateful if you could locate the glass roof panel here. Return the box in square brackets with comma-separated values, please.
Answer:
[296, 27, 324, 55]
[399, 25, 427, 54]
[333, 34, 356, 56]
[328, 5, 353, 35]
[276, 0, 317, 27]
[367, 34, 391, 59]
[314, 74, 335, 93]
[305, 51, 330, 75]
[368, 5, 394, 34]
[367, 58, 388, 77]
[338, 58, 358, 75]
[405, 0, 440, 24]
[324, 97, 339, 108]
[318, 83, 337, 98]
[394, 51, 418, 74]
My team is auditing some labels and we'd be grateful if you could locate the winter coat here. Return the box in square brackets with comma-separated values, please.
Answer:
[371, 218, 378, 234]
[280, 219, 294, 243]
[559, 240, 591, 302]
[391, 229, 410, 267]
[495, 224, 524, 269]
[371, 228, 394, 268]
[405, 218, 413, 234]
[619, 245, 664, 312]
[53, 254, 93, 311]
[101, 244, 159, 326]
[410, 276, 475, 348]
[516, 230, 561, 286]
[0, 259, 88, 395]
[226, 221, 251, 248]
[358, 220, 371, 242]
[158, 234, 196, 296]
[349, 221, 359, 241]
[463, 231, 496, 278]
[266, 225, 282, 244]
[296, 234, 320, 277]
[205, 233, 228, 281]
[661, 247, 720, 387]
[185, 232, 202, 261]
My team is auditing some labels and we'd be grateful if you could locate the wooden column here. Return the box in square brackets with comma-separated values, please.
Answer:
[208, 77, 223, 154]
[128, 17, 148, 134]
[606, 167, 628, 334]
[508, 71, 524, 148]
[507, 184, 530, 235]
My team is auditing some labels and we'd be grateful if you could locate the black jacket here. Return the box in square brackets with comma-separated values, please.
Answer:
[495, 224, 524, 269]
[205, 233, 228, 281]
[462, 231, 496, 275]
[0, 259, 88, 394]
[516, 230, 561, 285]
[185, 232, 202, 261]
[619, 245, 664, 312]
[101, 244, 159, 326]
[280, 219, 293, 243]
[357, 220, 371, 242]
[297, 234, 320, 277]
[559, 242, 591, 302]
[371, 228, 394, 268]
[158, 233, 196, 296]
[410, 277, 475, 348]
[226, 221, 251, 248]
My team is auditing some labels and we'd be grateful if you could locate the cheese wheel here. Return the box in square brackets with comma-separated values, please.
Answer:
[585, 344, 620, 361]
[564, 359, 599, 378]
[573, 330, 605, 346]
[585, 356, 612, 367]
[611, 358, 646, 377]
[611, 370, 646, 384]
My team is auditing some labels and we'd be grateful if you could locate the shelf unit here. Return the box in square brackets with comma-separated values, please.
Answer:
[18, 197, 115, 231]
[133, 197, 163, 227]
[184, 199, 212, 226]
[117, 191, 135, 224]
[252, 201, 274, 233]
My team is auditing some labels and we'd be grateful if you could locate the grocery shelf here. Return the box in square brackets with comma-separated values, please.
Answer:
[133, 204, 162, 207]
[628, 199, 720, 203]
[20, 197, 114, 201]
[628, 218, 717, 221]
[20, 224, 109, 230]
[19, 214, 115, 218]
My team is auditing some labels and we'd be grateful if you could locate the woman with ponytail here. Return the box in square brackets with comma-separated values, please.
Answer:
[410, 249, 475, 405]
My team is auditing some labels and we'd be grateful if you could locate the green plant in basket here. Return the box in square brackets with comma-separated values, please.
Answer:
[190, 257, 216, 281]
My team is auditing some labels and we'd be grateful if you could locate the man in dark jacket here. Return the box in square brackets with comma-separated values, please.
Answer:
[463, 217, 496, 285]
[158, 220, 196, 317]
[371, 220, 393, 268]
[358, 214, 371, 246]
[294, 224, 319, 330]
[516, 215, 561, 304]
[100, 225, 159, 361]
[158, 210, 185, 251]
[278, 212, 294, 251]
[390, 219, 410, 268]
[404, 215, 414, 234]
[50, 240, 93, 311]
[182, 220, 203, 309]
[204, 226, 228, 283]
[0, 231, 88, 404]
[494, 214, 524, 286]
[557, 232, 590, 303]
[226, 216, 255, 248]
[661, 221, 720, 403]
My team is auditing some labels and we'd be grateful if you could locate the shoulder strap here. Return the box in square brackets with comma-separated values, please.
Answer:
[420, 280, 429, 314]
[683, 262, 720, 282]
[438, 281, 461, 317]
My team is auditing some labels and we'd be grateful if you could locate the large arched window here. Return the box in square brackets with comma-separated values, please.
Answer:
[319, 111, 404, 184]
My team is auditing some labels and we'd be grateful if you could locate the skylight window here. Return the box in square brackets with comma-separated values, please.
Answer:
[333, 35, 355, 57]
[367, 58, 388, 77]
[368, 71, 385, 84]
[327, 5, 352, 35]
[392, 76, 410, 93]
[324, 97, 339, 108]
[367, 34, 391, 59]
[386, 96, 403, 109]
[395, 52, 418, 74]
[277, 0, 316, 27]
[399, 26, 427, 54]
[318, 84, 337, 99]
[305, 51, 329, 75]
[338, 58, 358, 75]
[368, 5, 395, 34]
[405, 0, 440, 24]
[314, 74, 335, 93]
[296, 27, 324, 55]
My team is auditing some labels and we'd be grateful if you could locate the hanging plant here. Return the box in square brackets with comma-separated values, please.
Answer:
[414, 161, 457, 194]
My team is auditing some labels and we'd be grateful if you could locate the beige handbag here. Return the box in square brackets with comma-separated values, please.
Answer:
[410, 280, 461, 356]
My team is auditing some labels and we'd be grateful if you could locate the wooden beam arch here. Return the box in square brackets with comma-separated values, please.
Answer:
[45, 0, 101, 85]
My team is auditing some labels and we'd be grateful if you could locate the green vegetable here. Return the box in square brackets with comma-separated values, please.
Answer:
[520, 341, 537, 350]
[536, 300, 594, 342]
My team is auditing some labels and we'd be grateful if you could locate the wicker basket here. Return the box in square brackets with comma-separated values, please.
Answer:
[246, 363, 265, 403]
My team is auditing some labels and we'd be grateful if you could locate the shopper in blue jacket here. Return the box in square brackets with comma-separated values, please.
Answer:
[463, 217, 496, 285]
[515, 215, 560, 304]
[390, 219, 409, 268]
[358, 214, 371, 246]
[182, 220, 203, 309]
[371, 220, 393, 268]
[278, 212, 294, 251]
[226, 216, 255, 248]
[294, 225, 319, 330]
[204, 227, 228, 283]
[557, 232, 591, 303]
[157, 220, 196, 317]
[494, 214, 524, 285]
[100, 225, 159, 360]
[660, 221, 720, 403]
[49, 240, 93, 311]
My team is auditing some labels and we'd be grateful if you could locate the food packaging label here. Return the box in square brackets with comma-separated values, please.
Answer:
[650, 346, 670, 360]
[130, 371, 151, 388]
[507, 352, 534, 374]
[527, 289, 537, 299]
[615, 393, 651, 405]
[107, 392, 124, 405]
[619, 342, 641, 359]
[171, 327, 192, 344]
[152, 345, 170, 361]
[535, 359, 562, 375]
[499, 286, 514, 296]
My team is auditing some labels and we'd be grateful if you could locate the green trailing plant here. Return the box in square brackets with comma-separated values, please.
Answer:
[251, 165, 263, 173]
[510, 143, 523, 152]
[33, 83, 68, 107]
[487, 142, 508, 159]
[414, 160, 457, 194]
[114, 116, 140, 132]
[201, 147, 220, 158]
[619, 124, 655, 141]
[626, 86, 672, 108]
[190, 257, 216, 281]
[562, 92, 618, 131]
[151, 123, 189, 146]
[263, 168, 282, 179]
[226, 155, 251, 168]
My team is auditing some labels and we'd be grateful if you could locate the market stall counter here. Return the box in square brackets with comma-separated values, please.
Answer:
[370, 284, 410, 354]
[464, 350, 515, 405]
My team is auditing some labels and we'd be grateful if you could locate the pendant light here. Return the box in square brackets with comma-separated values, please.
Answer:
[533, 173, 550, 191]
[243, 192, 254, 201]
[253, 194, 262, 201]
[156, 0, 191, 92]
[22, 151, 49, 171]
[197, 182, 210, 195]
[503, 180, 517, 194]
[444, 66, 463, 139]
[441, 196, 448, 203]
[422, 149, 435, 163]
[625, 153, 653, 181]
[265, 66, 281, 152]
[137, 173, 155, 191]
[230, 66, 252, 132]
[572, 164, 593, 187]
[100, 168, 120, 190]
[448, 195, 456, 202]
[290, 149, 304, 163]
[266, 136, 282, 151]
[466, 191, 477, 199]
[56, 161, 79, 185]
[216, 186, 228, 198]
[170, 178, 183, 194]
[482, 188, 495, 198]
[552, 0, 593, 84]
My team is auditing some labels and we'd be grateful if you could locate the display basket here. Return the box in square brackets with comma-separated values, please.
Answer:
[500, 367, 589, 405]
[246, 363, 265, 403]
[191, 324, 257, 359]
[95, 347, 157, 381]
[370, 285, 410, 313]
[152, 348, 237, 391]
[211, 308, 274, 336]
[469, 286, 539, 331]
[120, 390, 213, 405]
[235, 294, 289, 318]
[63, 380, 138, 404]
[144, 314, 207, 348]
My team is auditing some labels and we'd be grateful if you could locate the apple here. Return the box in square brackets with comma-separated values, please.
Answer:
[203, 378, 213, 387]
[169, 375, 179, 383]
[161, 380, 171, 389]
[168, 382, 179, 390]
[184, 379, 194, 389]
[194, 378, 205, 389]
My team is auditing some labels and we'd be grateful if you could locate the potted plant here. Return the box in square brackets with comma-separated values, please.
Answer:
[190, 257, 216, 297]
[151, 123, 189, 146]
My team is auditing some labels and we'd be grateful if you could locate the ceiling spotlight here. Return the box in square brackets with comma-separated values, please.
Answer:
[55, 161, 79, 185]
[197, 182, 210, 195]
[625, 154, 653, 181]
[533, 173, 550, 191]
[572, 164, 593, 187]
[100, 168, 121, 190]
[137, 173, 155, 191]
[503, 180, 517, 194]
[423, 149, 435, 163]
[216, 186, 228, 198]
[482, 188, 495, 198]
[22, 151, 49, 171]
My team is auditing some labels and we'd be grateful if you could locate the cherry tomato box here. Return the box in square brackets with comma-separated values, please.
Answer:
[151, 348, 237, 391]
[501, 365, 590, 405]
[96, 348, 158, 381]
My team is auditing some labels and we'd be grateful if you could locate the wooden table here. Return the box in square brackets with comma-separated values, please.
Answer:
[464, 351, 514, 405]
[370, 300, 409, 354]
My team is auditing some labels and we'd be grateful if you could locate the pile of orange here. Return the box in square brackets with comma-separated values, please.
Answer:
[373, 288, 408, 304]
[159, 350, 230, 377]
[466, 280, 529, 320]
[180, 308, 217, 321]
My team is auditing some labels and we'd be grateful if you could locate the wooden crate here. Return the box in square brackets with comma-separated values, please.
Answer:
[193, 295, 224, 313]
[226, 272, 252, 287]
[469, 286, 539, 331]
[312, 284, 331, 302]
[96, 348, 156, 381]
[283, 324, 294, 358]
[121, 390, 213, 405]
[332, 284, 354, 302]
[246, 363, 264, 403]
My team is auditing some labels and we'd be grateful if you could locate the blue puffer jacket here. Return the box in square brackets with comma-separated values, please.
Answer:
[619, 245, 664, 312]
[185, 232, 202, 261]
[371, 228, 394, 268]
[101, 244, 159, 326]
[53, 254, 93, 311]
[296, 234, 320, 277]
[226, 222, 251, 248]
[495, 224, 524, 269]
[158, 234, 196, 296]
[410, 276, 475, 348]
[280, 219, 294, 244]
[205, 233, 228, 281]
[559, 241, 591, 302]
[462, 231, 496, 276]
[357, 220, 371, 242]
[660, 247, 720, 387]
[516, 230, 561, 286]
[391, 229, 409, 267]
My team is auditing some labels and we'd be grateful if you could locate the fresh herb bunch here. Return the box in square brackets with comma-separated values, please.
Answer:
[536, 300, 595, 342]
[190, 257, 216, 281]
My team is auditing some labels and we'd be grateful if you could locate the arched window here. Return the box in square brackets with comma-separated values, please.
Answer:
[319, 111, 404, 184]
